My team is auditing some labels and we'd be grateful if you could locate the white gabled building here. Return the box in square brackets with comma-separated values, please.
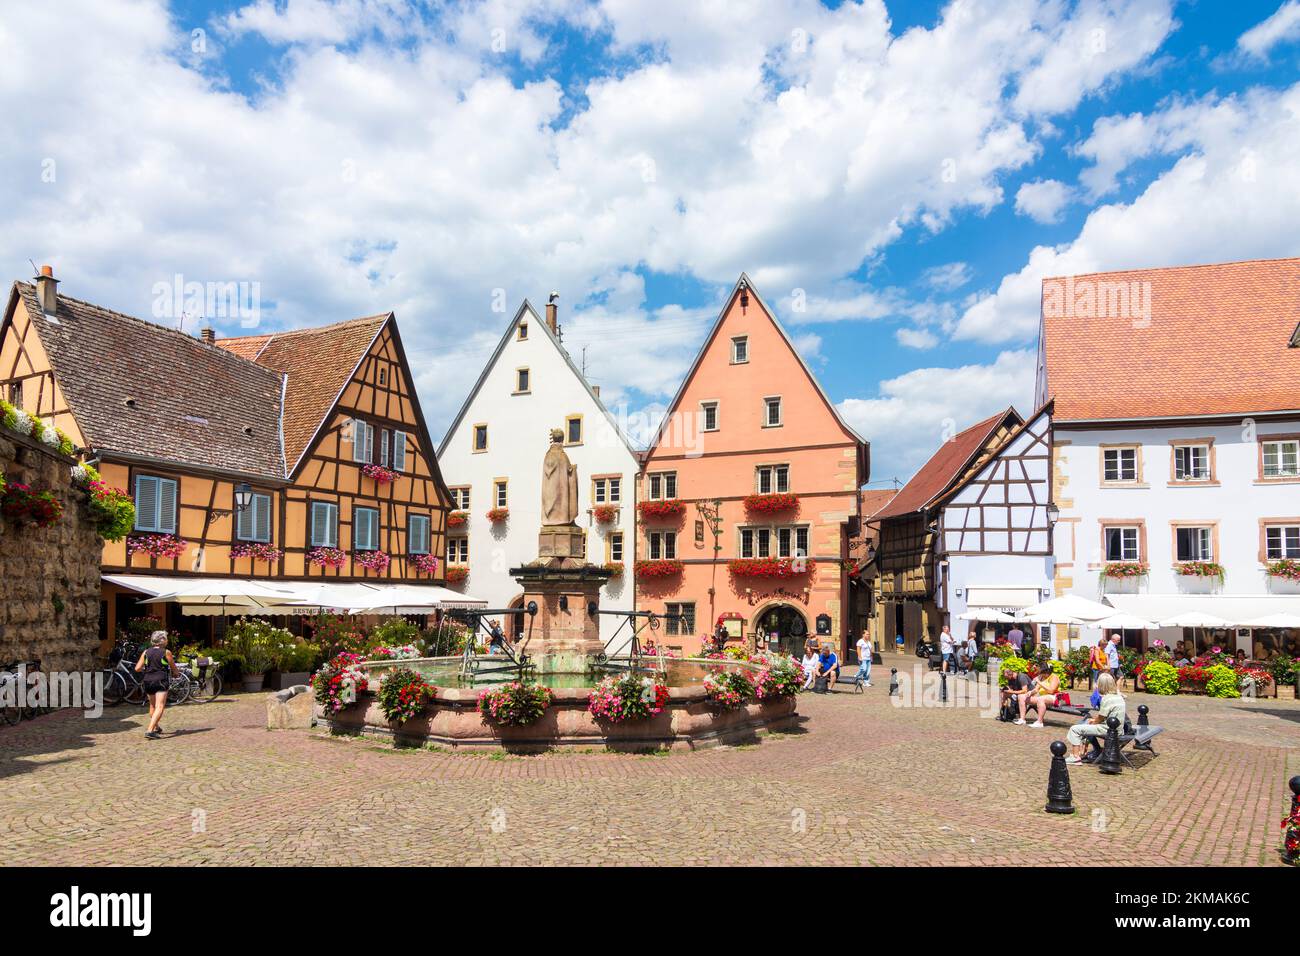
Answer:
[1038, 257, 1300, 660]
[436, 298, 641, 646]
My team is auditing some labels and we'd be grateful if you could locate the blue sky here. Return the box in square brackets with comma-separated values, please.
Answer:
[4, 0, 1300, 484]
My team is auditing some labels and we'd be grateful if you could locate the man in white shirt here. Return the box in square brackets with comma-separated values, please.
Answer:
[855, 633, 873, 688]
[939, 624, 955, 673]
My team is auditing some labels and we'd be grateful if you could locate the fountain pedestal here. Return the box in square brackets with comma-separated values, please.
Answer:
[511, 523, 612, 671]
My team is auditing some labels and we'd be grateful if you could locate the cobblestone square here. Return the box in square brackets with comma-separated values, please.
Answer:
[2, 669, 1297, 866]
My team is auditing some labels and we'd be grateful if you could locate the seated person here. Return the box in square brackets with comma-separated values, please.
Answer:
[817, 645, 840, 685]
[800, 647, 821, 690]
[1022, 666, 1061, 728]
[1064, 673, 1125, 764]
[1001, 670, 1033, 722]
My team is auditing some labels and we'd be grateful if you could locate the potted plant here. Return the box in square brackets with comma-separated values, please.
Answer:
[226, 619, 281, 692]
[267, 641, 320, 691]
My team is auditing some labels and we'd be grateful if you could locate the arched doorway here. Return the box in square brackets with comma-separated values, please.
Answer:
[507, 594, 526, 641]
[754, 604, 808, 657]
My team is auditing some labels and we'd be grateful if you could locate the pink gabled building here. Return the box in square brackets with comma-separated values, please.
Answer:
[636, 275, 870, 658]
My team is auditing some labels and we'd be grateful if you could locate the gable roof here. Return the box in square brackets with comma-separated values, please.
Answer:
[216, 314, 389, 472]
[436, 300, 640, 460]
[1041, 257, 1300, 422]
[8, 282, 286, 479]
[928, 401, 1053, 513]
[872, 408, 1021, 520]
[645, 274, 867, 457]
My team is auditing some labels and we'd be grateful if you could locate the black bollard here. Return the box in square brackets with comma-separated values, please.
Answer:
[1137, 704, 1149, 727]
[888, 667, 899, 697]
[1098, 716, 1123, 775]
[1284, 776, 1300, 866]
[940, 669, 948, 703]
[1045, 740, 1076, 814]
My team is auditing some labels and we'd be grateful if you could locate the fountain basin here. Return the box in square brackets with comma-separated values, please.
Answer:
[316, 657, 799, 752]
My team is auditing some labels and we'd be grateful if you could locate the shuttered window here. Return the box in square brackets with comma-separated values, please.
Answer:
[354, 506, 379, 551]
[380, 429, 390, 468]
[351, 419, 374, 464]
[392, 431, 407, 472]
[134, 475, 177, 533]
[236, 492, 272, 542]
[408, 514, 431, 555]
[310, 502, 338, 548]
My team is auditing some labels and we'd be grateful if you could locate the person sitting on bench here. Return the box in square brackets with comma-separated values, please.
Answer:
[1021, 665, 1061, 728]
[817, 644, 840, 686]
[800, 647, 820, 691]
[1002, 670, 1033, 722]
[1064, 673, 1125, 764]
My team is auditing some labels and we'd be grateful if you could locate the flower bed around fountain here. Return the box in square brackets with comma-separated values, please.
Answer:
[316, 656, 799, 752]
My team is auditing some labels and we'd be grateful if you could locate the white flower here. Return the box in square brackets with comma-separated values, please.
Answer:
[11, 409, 33, 436]
[71, 465, 87, 483]
[40, 427, 60, 448]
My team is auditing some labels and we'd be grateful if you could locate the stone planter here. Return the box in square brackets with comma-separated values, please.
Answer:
[265, 671, 310, 691]
[241, 673, 266, 692]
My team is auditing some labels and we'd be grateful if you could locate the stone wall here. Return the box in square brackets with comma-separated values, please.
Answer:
[0, 428, 102, 673]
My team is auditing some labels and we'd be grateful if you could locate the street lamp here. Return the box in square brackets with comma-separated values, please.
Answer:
[1045, 501, 1060, 525]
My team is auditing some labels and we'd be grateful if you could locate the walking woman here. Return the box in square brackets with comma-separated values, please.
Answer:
[135, 631, 179, 739]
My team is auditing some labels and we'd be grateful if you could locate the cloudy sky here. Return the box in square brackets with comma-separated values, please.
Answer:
[3, 0, 1298, 485]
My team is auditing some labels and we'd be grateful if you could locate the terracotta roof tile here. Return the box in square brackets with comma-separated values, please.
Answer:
[872, 410, 1016, 519]
[217, 315, 388, 470]
[13, 282, 286, 479]
[1042, 257, 1300, 422]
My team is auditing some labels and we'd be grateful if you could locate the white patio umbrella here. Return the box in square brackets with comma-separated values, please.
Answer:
[137, 578, 301, 615]
[1015, 594, 1115, 624]
[344, 584, 487, 614]
[1241, 612, 1300, 629]
[956, 608, 1016, 623]
[1157, 610, 1232, 628]
[1092, 612, 1159, 631]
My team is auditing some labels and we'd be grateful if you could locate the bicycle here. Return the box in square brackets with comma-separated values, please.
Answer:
[177, 657, 223, 703]
[0, 659, 47, 724]
[101, 641, 147, 707]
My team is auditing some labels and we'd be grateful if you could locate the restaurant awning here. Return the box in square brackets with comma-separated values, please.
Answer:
[1103, 594, 1300, 627]
[102, 575, 486, 615]
[963, 586, 1045, 610]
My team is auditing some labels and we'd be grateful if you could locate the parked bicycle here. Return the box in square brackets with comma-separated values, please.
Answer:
[101, 641, 146, 707]
[0, 658, 47, 725]
[177, 656, 223, 703]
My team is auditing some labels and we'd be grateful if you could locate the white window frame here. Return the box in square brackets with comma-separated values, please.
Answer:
[310, 501, 339, 548]
[408, 513, 431, 555]
[1103, 447, 1138, 483]
[648, 530, 676, 560]
[448, 536, 469, 564]
[1103, 525, 1139, 562]
[1175, 526, 1213, 562]
[1262, 439, 1300, 479]
[1265, 524, 1300, 560]
[495, 480, 508, 508]
[647, 471, 677, 501]
[700, 400, 719, 432]
[1173, 444, 1210, 481]
[755, 464, 790, 494]
[608, 531, 624, 563]
[730, 336, 748, 364]
[763, 395, 783, 428]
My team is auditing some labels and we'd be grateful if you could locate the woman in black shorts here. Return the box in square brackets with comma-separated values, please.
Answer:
[134, 631, 179, 739]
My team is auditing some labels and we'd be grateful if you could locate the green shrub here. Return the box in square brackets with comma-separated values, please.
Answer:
[998, 656, 1029, 688]
[1141, 660, 1180, 695]
[1205, 663, 1241, 699]
[369, 618, 421, 649]
[1267, 654, 1297, 688]
[225, 619, 294, 676]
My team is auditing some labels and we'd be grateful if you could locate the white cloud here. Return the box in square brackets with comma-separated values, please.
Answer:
[921, 261, 973, 292]
[1014, 178, 1074, 223]
[838, 349, 1035, 482]
[895, 327, 939, 349]
[1237, 1, 1300, 60]
[955, 82, 1300, 344]
[222, 0, 418, 45]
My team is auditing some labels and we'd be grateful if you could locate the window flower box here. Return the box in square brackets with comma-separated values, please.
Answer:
[1102, 562, 1148, 578]
[634, 558, 684, 579]
[353, 550, 391, 573]
[743, 492, 798, 514]
[1266, 559, 1300, 582]
[126, 532, 187, 560]
[410, 553, 439, 575]
[486, 507, 509, 523]
[1175, 560, 1224, 581]
[447, 511, 468, 528]
[445, 566, 469, 584]
[727, 557, 817, 579]
[0, 398, 74, 456]
[592, 504, 619, 524]
[637, 499, 685, 519]
[230, 542, 283, 563]
[602, 561, 624, 578]
[361, 463, 397, 484]
[307, 546, 348, 569]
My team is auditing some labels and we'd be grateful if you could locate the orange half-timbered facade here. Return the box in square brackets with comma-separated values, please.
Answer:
[1, 268, 452, 643]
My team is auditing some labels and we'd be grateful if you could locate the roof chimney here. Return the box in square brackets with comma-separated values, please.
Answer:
[546, 291, 559, 334]
[34, 264, 59, 315]
[591, 385, 600, 398]
[200, 325, 216, 344]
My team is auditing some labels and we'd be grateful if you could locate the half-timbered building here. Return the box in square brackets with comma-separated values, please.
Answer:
[1, 267, 453, 645]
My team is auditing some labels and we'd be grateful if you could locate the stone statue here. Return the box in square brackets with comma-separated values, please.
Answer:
[540, 428, 578, 526]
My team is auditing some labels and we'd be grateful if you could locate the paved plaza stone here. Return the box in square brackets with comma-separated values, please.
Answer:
[2, 668, 1297, 866]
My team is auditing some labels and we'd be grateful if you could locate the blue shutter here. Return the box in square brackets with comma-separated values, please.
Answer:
[380, 429, 390, 468]
[254, 494, 271, 543]
[392, 431, 407, 472]
[157, 479, 177, 534]
[134, 476, 159, 531]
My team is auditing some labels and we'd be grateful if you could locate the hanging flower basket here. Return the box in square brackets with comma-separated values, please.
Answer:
[486, 507, 509, 523]
[592, 504, 619, 524]
[445, 566, 469, 584]
[126, 532, 188, 560]
[1102, 561, 1148, 578]
[230, 542, 283, 563]
[637, 499, 685, 519]
[354, 550, 391, 573]
[1175, 560, 1224, 581]
[602, 561, 624, 578]
[743, 492, 798, 514]
[361, 463, 397, 484]
[1265, 559, 1300, 582]
[634, 558, 684, 579]
[447, 511, 468, 528]
[727, 557, 816, 579]
[410, 553, 439, 575]
[307, 546, 348, 569]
